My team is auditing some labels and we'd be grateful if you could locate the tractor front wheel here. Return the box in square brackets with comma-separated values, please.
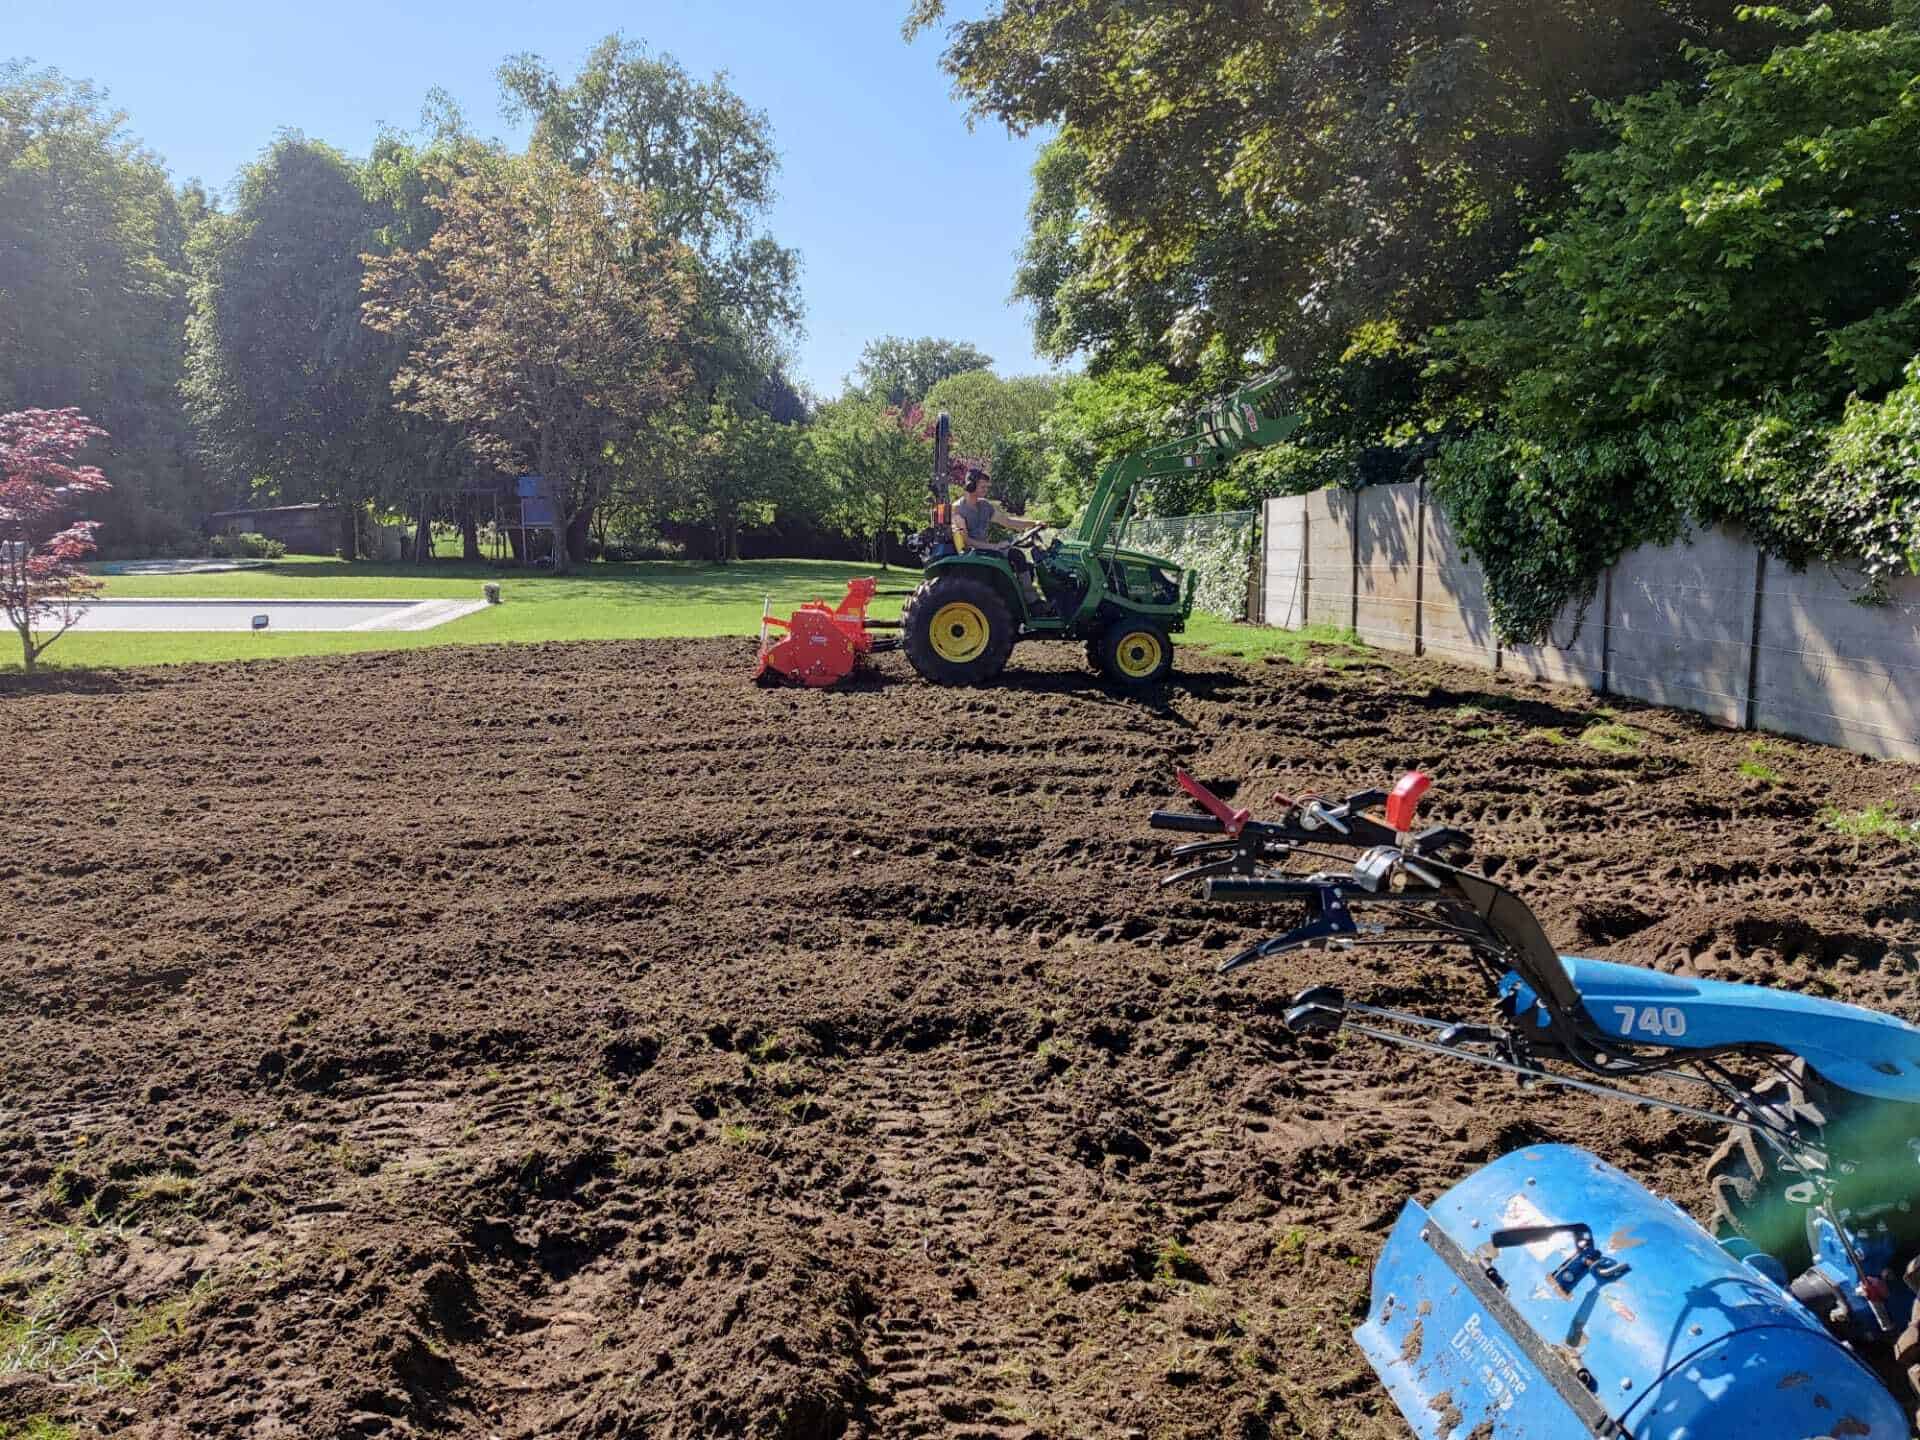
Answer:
[904, 574, 1016, 686]
[1096, 618, 1174, 687]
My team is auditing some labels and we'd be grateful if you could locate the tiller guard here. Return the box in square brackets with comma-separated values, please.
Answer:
[754, 577, 898, 688]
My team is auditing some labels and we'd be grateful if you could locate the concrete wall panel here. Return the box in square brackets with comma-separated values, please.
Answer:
[1354, 483, 1420, 654]
[1261, 495, 1308, 630]
[1507, 587, 1607, 690]
[1258, 487, 1918, 764]
[1420, 496, 1497, 671]
[1753, 563, 1920, 762]
[1608, 530, 1757, 727]
[1303, 488, 1352, 630]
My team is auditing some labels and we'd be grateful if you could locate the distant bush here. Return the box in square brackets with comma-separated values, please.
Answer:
[209, 531, 286, 559]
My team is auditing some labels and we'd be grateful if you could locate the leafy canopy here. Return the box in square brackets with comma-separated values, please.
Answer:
[361, 151, 698, 573]
[0, 64, 205, 551]
[500, 35, 801, 340]
[852, 336, 993, 408]
[1430, 18, 1920, 640]
[908, 0, 1851, 383]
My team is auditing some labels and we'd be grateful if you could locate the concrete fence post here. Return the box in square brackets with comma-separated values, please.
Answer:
[1349, 489, 1361, 635]
[1745, 548, 1767, 731]
[1301, 499, 1311, 632]
[1248, 512, 1265, 625]
[1599, 567, 1614, 696]
[1414, 479, 1426, 658]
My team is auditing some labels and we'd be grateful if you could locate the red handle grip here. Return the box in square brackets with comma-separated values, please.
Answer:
[1386, 771, 1431, 832]
[1176, 768, 1252, 837]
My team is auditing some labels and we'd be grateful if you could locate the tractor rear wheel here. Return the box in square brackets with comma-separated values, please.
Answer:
[1096, 618, 1174, 687]
[904, 574, 1016, 686]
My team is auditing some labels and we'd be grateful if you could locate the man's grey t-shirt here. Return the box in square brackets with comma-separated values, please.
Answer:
[953, 496, 1005, 549]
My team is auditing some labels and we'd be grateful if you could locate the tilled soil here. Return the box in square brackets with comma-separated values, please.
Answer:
[2, 636, 1918, 1440]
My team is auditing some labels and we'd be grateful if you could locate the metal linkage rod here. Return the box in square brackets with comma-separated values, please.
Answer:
[1339, 1021, 1762, 1132]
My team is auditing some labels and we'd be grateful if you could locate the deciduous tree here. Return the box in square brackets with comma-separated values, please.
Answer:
[852, 336, 993, 408]
[0, 409, 109, 673]
[184, 137, 423, 558]
[808, 398, 937, 565]
[500, 36, 801, 342]
[361, 153, 697, 574]
[1, 65, 206, 552]
[920, 369, 1063, 511]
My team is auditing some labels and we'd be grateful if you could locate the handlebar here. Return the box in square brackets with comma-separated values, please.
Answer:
[1203, 876, 1324, 900]
[1150, 810, 1228, 834]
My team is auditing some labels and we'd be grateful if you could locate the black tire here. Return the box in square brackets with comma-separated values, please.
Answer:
[1085, 636, 1104, 674]
[903, 574, 1016, 686]
[1096, 618, 1175, 687]
[1705, 1063, 1826, 1269]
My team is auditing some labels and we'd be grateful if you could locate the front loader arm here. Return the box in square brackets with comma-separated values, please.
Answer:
[1071, 369, 1303, 551]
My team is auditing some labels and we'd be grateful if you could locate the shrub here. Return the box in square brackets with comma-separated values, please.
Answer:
[209, 531, 286, 560]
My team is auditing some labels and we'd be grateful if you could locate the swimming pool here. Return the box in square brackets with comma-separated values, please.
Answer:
[68, 598, 491, 633]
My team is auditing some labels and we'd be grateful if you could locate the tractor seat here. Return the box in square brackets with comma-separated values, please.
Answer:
[1560, 955, 1920, 1105]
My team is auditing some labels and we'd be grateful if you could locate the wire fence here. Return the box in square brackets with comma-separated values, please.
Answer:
[1125, 509, 1258, 620]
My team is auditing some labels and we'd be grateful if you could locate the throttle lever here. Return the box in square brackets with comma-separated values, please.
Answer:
[1167, 839, 1241, 859]
[1298, 797, 1351, 835]
[1284, 1002, 1346, 1035]
[1283, 985, 1349, 1034]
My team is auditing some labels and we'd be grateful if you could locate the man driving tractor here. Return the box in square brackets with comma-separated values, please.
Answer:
[951, 469, 1049, 610]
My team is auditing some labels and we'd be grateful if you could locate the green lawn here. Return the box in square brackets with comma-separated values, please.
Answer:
[15, 557, 901, 671]
[5, 555, 1353, 672]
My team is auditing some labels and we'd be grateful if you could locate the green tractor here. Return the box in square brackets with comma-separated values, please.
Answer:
[901, 371, 1301, 687]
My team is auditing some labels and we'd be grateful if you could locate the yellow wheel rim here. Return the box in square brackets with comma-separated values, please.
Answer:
[1115, 631, 1165, 679]
[930, 602, 991, 663]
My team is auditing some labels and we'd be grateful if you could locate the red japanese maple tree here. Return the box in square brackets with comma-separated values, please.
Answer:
[1, 409, 110, 673]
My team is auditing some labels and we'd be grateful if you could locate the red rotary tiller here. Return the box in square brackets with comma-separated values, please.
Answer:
[753, 577, 901, 688]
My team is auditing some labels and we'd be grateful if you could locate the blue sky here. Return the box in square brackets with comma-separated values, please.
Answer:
[9, 0, 1059, 397]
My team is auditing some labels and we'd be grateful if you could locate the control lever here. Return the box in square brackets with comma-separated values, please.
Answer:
[1283, 985, 1349, 1034]
[1297, 796, 1352, 835]
[1176, 769, 1250, 835]
[1160, 838, 1267, 887]
[1411, 825, 1473, 861]
[1214, 886, 1358, 972]
[1285, 1003, 1346, 1034]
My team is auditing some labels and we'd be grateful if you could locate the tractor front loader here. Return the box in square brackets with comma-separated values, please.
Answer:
[901, 372, 1302, 688]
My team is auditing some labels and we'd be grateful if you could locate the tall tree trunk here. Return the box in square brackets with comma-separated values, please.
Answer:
[567, 509, 592, 565]
[338, 504, 358, 562]
[549, 514, 571, 574]
[460, 496, 480, 562]
[413, 496, 432, 565]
